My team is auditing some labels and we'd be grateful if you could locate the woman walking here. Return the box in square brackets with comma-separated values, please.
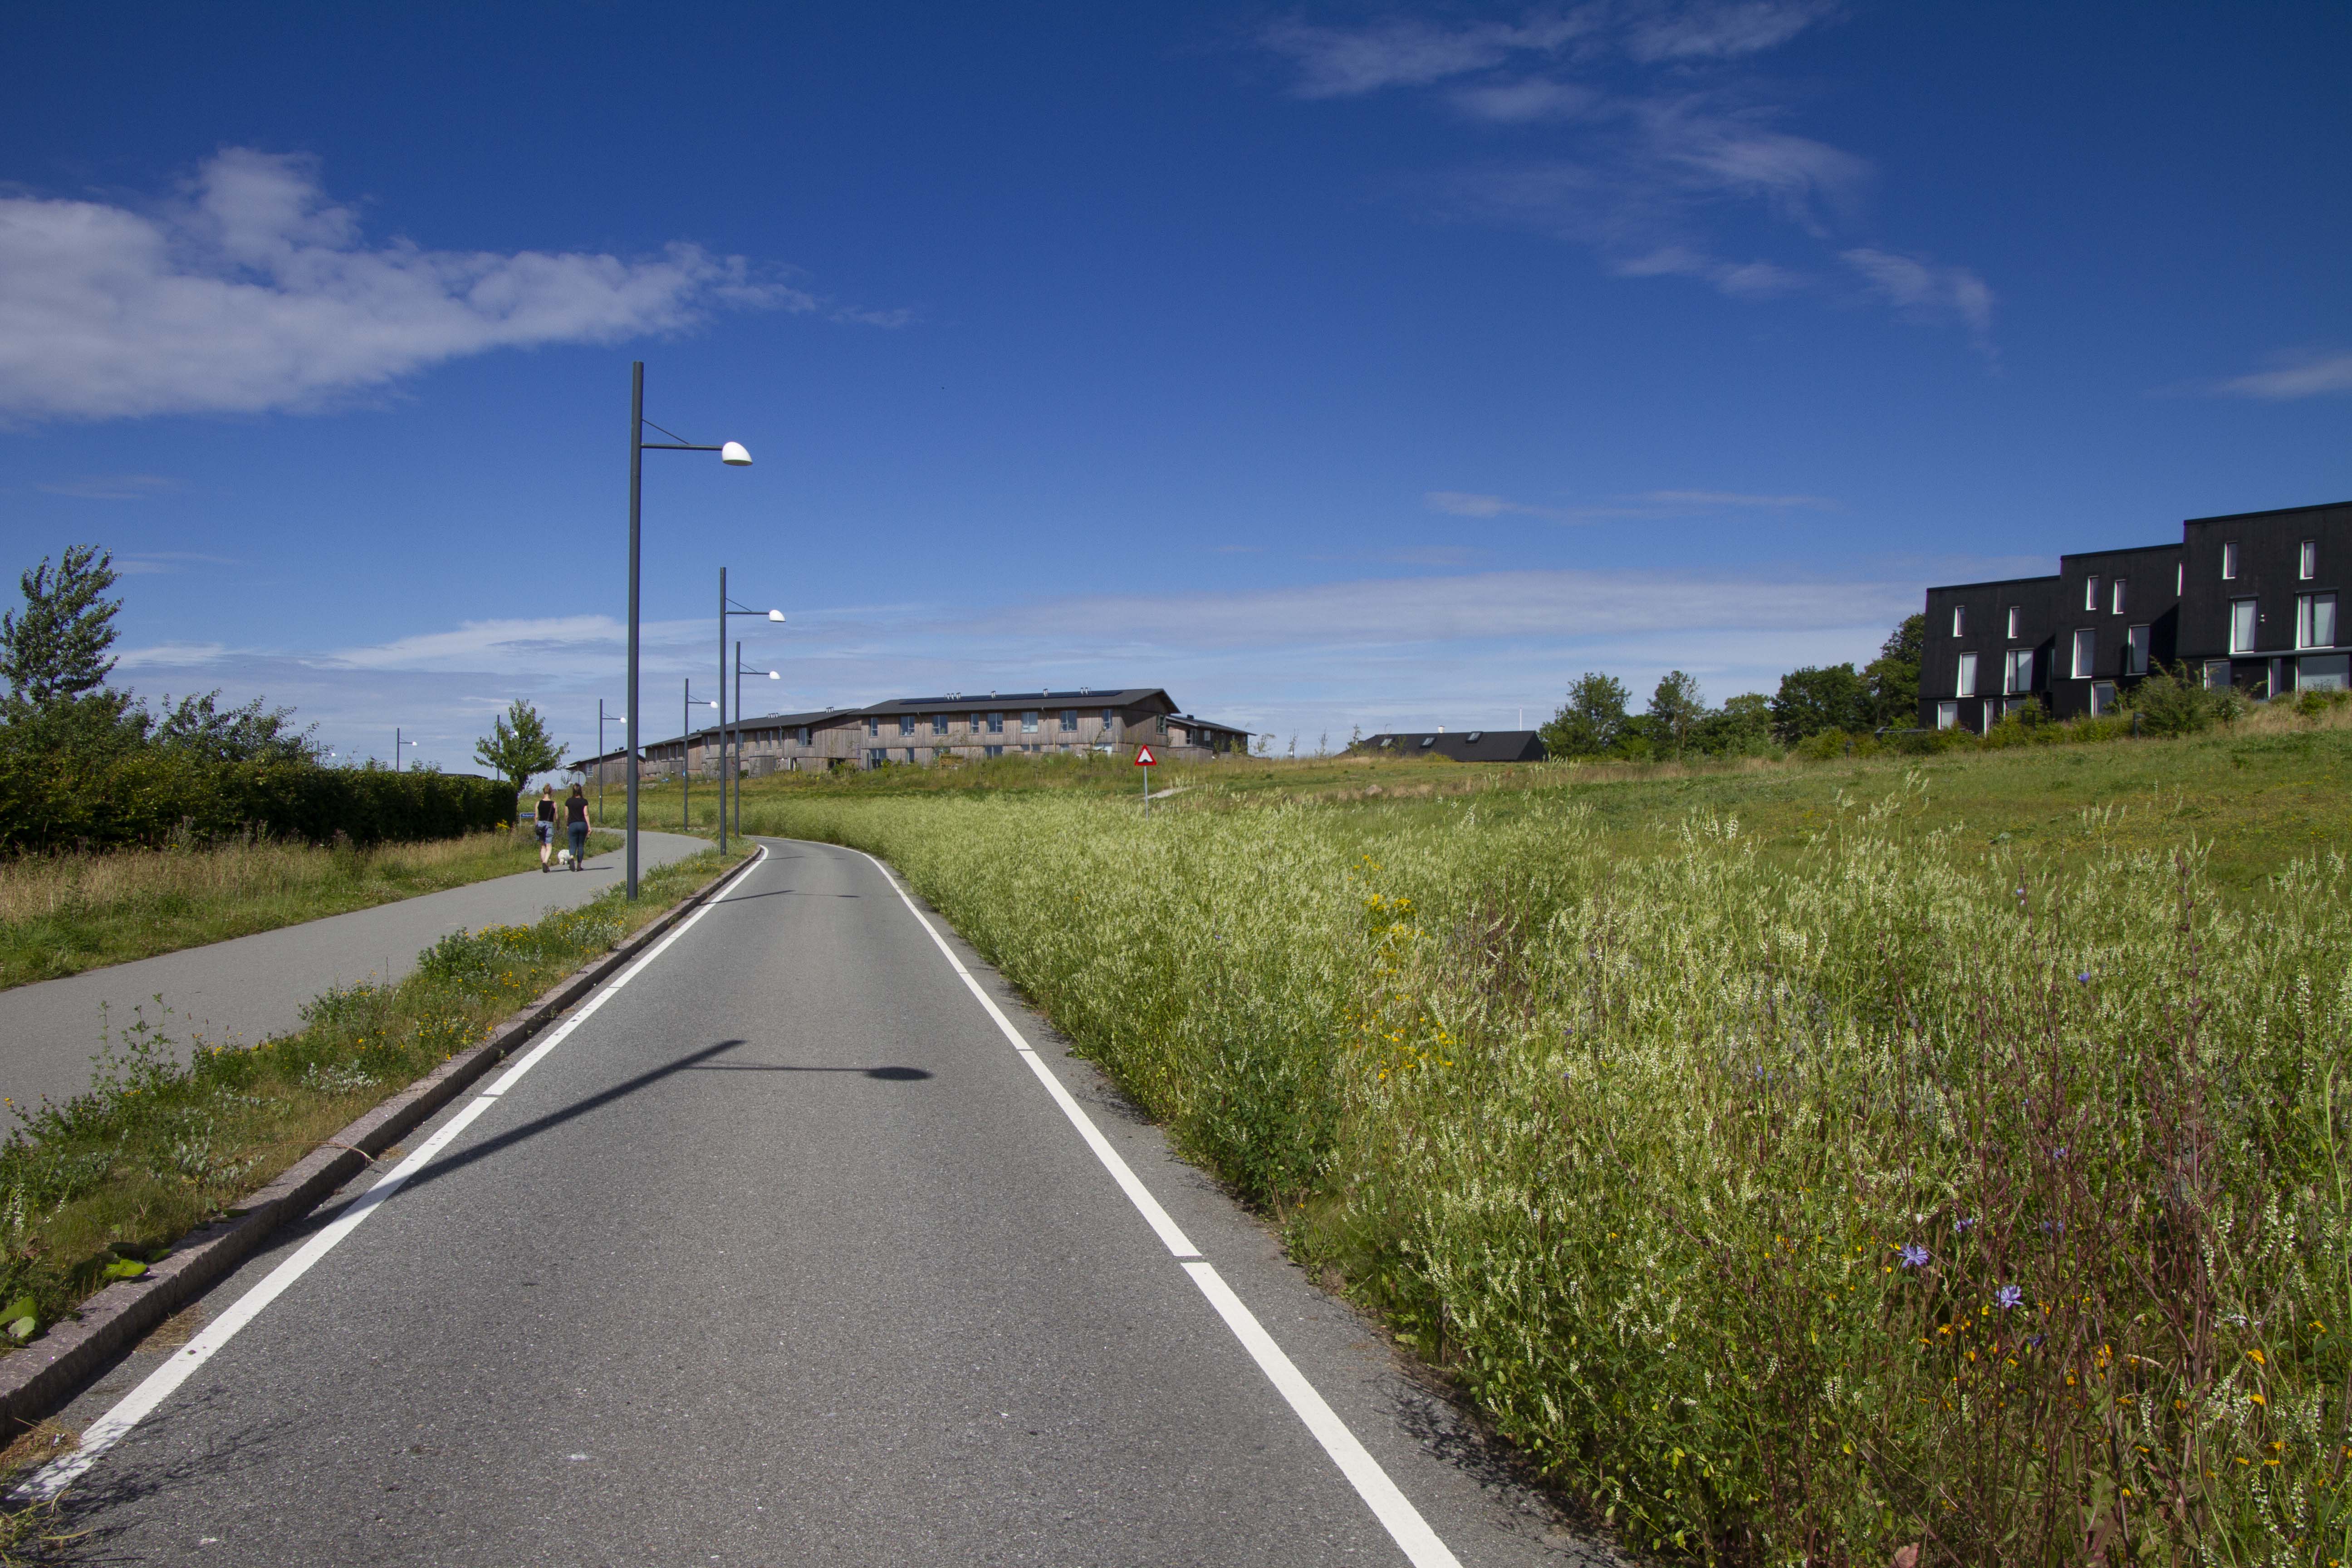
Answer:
[534, 784, 558, 872]
[564, 783, 593, 871]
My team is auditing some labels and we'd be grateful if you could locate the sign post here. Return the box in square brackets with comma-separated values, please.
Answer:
[1134, 743, 1157, 818]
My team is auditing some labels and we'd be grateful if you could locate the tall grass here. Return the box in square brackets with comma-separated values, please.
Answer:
[0, 828, 619, 990]
[742, 782, 2352, 1565]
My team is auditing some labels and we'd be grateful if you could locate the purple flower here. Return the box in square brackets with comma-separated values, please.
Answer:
[2076, 972, 2092, 984]
[1953, 1216, 1978, 1233]
[1899, 1244, 1930, 1269]
[1994, 1284, 2024, 1310]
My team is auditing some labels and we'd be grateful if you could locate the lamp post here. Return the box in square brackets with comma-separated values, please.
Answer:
[682, 681, 719, 833]
[395, 729, 418, 772]
[596, 699, 626, 826]
[732, 641, 780, 844]
[626, 362, 751, 899]
[718, 566, 785, 854]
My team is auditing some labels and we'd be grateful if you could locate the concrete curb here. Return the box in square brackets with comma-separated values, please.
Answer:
[0, 846, 761, 1437]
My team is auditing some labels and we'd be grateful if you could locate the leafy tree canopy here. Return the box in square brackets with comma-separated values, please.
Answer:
[1863, 612, 1926, 727]
[1770, 663, 1869, 744]
[1646, 670, 1707, 758]
[0, 545, 138, 742]
[475, 700, 567, 799]
[1542, 672, 1631, 757]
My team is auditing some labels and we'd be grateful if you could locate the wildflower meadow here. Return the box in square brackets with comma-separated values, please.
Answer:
[743, 776, 2352, 1566]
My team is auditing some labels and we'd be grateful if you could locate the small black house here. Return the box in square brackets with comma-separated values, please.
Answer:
[1356, 730, 1547, 762]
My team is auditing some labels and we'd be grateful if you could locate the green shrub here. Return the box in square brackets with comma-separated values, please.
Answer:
[2123, 664, 2243, 737]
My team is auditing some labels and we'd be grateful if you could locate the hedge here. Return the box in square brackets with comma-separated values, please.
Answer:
[0, 749, 514, 854]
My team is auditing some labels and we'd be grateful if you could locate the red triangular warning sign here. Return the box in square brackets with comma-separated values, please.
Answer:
[1133, 745, 1158, 765]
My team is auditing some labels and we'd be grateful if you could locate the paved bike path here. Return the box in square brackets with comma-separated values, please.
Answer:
[0, 831, 709, 1114]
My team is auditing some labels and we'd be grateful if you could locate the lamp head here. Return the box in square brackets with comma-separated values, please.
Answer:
[719, 441, 753, 467]
[766, 670, 779, 680]
[767, 609, 785, 622]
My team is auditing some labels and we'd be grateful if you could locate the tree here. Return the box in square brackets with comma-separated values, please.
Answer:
[1646, 670, 1706, 758]
[475, 700, 566, 798]
[1863, 613, 1926, 728]
[1691, 691, 1773, 755]
[1770, 664, 1869, 744]
[1541, 672, 1630, 757]
[0, 545, 136, 738]
[146, 691, 319, 764]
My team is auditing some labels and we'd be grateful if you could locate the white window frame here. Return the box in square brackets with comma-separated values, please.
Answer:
[2230, 597, 2258, 654]
[2005, 605, 2020, 639]
[2302, 539, 2318, 580]
[2089, 681, 2117, 716]
[2298, 592, 2337, 650]
[1935, 700, 1958, 730]
[2222, 541, 2239, 580]
[1021, 710, 1040, 734]
[2112, 578, 2127, 615]
[2070, 628, 2096, 680]
[2203, 660, 2231, 691]
[1951, 604, 1967, 636]
[2176, 562, 2184, 594]
[1955, 651, 1978, 698]
[2084, 575, 2101, 611]
[2005, 649, 2034, 695]
[2124, 623, 2149, 676]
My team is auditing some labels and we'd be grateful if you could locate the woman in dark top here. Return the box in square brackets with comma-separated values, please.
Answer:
[534, 784, 558, 872]
[564, 784, 592, 871]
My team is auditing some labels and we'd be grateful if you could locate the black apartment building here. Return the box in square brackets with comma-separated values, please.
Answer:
[1919, 500, 2349, 731]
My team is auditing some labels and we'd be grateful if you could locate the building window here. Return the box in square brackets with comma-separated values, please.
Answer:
[796, 725, 810, 746]
[1952, 604, 1967, 636]
[866, 717, 879, 737]
[1100, 707, 1115, 730]
[1060, 709, 1077, 732]
[2070, 629, 2096, 679]
[2202, 660, 2231, 691]
[898, 715, 916, 737]
[1935, 701, 1958, 730]
[2222, 541, 2238, 579]
[904, 747, 917, 763]
[1955, 651, 1978, 698]
[2089, 681, 2117, 716]
[931, 714, 948, 735]
[2299, 593, 2338, 649]
[2000, 605, 2017, 639]
[2112, 578, 2127, 615]
[2084, 575, 2100, 611]
[984, 745, 1004, 758]
[2230, 598, 2258, 653]
[2124, 624, 2149, 675]
[2302, 540, 2318, 580]
[2004, 649, 2034, 695]
[1021, 710, 1039, 733]
[867, 748, 887, 767]
[2300, 654, 2350, 692]
[2176, 562, 2184, 594]
[987, 711, 1004, 734]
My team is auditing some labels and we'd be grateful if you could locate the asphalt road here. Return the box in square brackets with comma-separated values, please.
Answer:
[0, 830, 708, 1113]
[32, 838, 1618, 1567]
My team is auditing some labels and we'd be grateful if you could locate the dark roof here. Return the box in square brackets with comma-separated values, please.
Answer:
[2184, 499, 2352, 525]
[860, 688, 1175, 715]
[1922, 573, 2061, 593]
[1357, 730, 1546, 763]
[2058, 542, 2180, 560]
[1171, 712, 1250, 737]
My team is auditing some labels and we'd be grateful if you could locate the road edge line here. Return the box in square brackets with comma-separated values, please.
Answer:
[0, 845, 764, 1447]
[840, 842, 1462, 1568]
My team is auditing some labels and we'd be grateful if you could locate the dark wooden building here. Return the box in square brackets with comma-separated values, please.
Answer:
[1920, 500, 2348, 730]
[1354, 729, 1547, 762]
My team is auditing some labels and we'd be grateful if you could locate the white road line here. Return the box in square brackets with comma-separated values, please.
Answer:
[849, 846, 1462, 1568]
[19, 848, 765, 1503]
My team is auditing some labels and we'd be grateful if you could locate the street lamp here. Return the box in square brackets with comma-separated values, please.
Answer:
[596, 699, 626, 826]
[626, 361, 751, 899]
[731, 641, 780, 845]
[682, 681, 720, 833]
[394, 729, 419, 772]
[718, 565, 784, 854]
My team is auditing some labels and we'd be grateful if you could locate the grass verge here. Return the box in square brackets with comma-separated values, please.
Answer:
[735, 721, 2352, 1565]
[0, 846, 739, 1372]
[0, 827, 624, 992]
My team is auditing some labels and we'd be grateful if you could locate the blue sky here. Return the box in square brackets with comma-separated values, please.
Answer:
[3, 2, 2347, 768]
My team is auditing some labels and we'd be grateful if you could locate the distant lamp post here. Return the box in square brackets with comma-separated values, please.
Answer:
[717, 566, 784, 854]
[626, 362, 750, 899]
[731, 641, 780, 844]
[681, 681, 720, 832]
[395, 729, 419, 772]
[596, 700, 626, 825]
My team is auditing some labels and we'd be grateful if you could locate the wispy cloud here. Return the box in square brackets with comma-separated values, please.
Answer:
[0, 149, 902, 422]
[35, 474, 180, 500]
[1258, 5, 1991, 343]
[1427, 487, 1829, 521]
[113, 551, 237, 576]
[2213, 349, 2352, 401]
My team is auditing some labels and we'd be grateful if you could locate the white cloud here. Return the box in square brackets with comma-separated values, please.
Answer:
[0, 150, 896, 422]
[1259, 14, 1596, 98]
[1427, 487, 1829, 521]
[1840, 247, 1995, 349]
[2213, 349, 2352, 401]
